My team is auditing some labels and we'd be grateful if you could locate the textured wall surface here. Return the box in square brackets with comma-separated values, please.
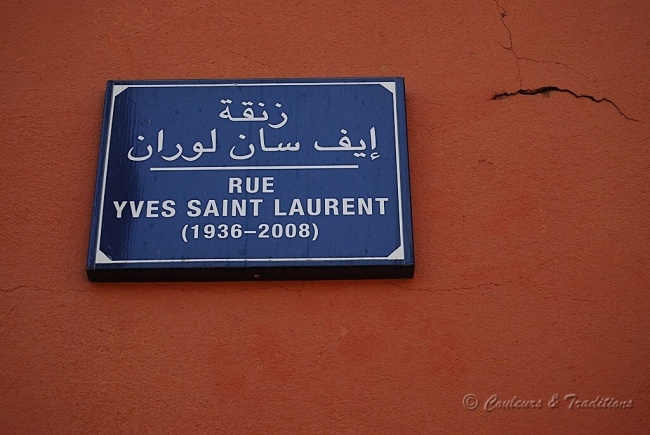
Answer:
[1, 0, 648, 433]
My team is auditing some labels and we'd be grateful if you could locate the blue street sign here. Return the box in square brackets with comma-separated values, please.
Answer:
[87, 78, 414, 281]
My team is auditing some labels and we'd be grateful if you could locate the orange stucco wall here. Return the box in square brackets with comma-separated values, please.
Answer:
[1, 0, 649, 432]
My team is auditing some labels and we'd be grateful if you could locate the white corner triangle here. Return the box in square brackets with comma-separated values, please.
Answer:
[113, 85, 128, 97]
[387, 245, 404, 260]
[96, 250, 113, 264]
[379, 82, 396, 94]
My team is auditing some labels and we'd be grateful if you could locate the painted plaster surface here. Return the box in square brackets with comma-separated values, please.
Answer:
[1, 0, 648, 432]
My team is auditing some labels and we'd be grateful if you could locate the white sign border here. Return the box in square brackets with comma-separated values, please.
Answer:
[93, 81, 407, 265]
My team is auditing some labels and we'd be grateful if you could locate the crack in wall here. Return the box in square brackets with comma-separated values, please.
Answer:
[491, 2, 640, 122]
[495, 6, 576, 71]
[443, 278, 518, 292]
[383, 277, 521, 293]
[1, 286, 27, 293]
[494, 0, 522, 87]
[492, 86, 641, 122]
[0, 285, 84, 294]
[226, 49, 269, 67]
[493, 1, 579, 82]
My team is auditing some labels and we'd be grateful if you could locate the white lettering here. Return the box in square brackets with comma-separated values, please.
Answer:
[246, 177, 259, 193]
[229, 177, 274, 194]
[232, 199, 246, 216]
[375, 197, 388, 215]
[249, 199, 263, 217]
[342, 198, 355, 215]
[262, 177, 274, 193]
[187, 199, 201, 217]
[130, 201, 144, 218]
[274, 198, 287, 216]
[203, 199, 219, 217]
[324, 198, 339, 215]
[272, 197, 389, 217]
[289, 198, 305, 216]
[187, 199, 264, 217]
[307, 198, 321, 216]
[113, 201, 127, 218]
[146, 200, 159, 218]
[228, 177, 242, 194]
[358, 198, 372, 215]
[161, 200, 176, 217]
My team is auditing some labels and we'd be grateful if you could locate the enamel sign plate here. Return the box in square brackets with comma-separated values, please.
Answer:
[87, 78, 414, 281]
